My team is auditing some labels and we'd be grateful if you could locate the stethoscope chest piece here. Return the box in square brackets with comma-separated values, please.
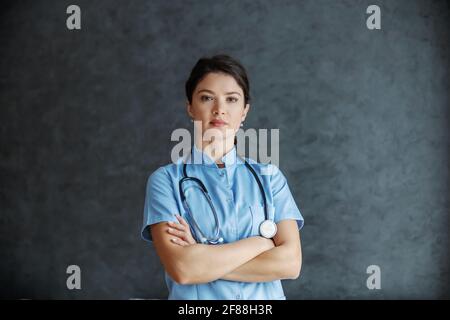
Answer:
[200, 236, 224, 245]
[259, 220, 277, 239]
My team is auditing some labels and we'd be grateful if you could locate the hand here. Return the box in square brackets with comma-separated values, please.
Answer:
[167, 214, 197, 246]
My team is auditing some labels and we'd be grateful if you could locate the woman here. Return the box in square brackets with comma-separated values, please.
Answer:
[141, 54, 304, 300]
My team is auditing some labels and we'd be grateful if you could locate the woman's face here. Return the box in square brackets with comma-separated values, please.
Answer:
[187, 72, 250, 142]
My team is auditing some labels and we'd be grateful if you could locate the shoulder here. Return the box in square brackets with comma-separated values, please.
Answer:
[146, 161, 183, 188]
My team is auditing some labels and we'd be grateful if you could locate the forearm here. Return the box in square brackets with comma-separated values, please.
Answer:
[220, 245, 300, 283]
[175, 236, 273, 284]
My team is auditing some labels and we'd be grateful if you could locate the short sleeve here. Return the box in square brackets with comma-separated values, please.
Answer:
[270, 165, 304, 230]
[141, 166, 180, 243]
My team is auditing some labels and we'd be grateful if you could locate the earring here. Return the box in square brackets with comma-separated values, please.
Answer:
[190, 119, 194, 123]
[240, 122, 244, 127]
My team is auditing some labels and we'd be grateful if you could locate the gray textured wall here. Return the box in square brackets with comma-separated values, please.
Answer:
[0, 0, 448, 299]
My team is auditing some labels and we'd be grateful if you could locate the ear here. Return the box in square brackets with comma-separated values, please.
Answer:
[241, 103, 250, 122]
[186, 100, 194, 119]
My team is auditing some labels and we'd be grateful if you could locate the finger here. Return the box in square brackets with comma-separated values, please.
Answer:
[170, 238, 189, 246]
[169, 224, 196, 244]
[175, 214, 189, 227]
[168, 221, 185, 231]
[186, 237, 197, 245]
[178, 239, 190, 246]
[167, 227, 187, 239]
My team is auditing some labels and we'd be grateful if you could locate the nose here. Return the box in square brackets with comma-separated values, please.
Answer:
[212, 98, 226, 115]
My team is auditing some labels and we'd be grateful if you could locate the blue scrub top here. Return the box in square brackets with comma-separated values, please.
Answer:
[141, 144, 304, 300]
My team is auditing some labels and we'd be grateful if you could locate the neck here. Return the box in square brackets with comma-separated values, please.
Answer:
[195, 137, 235, 164]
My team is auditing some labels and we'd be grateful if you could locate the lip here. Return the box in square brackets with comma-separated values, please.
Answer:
[210, 119, 228, 127]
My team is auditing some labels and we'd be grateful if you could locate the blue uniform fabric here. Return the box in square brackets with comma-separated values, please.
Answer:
[141, 144, 304, 300]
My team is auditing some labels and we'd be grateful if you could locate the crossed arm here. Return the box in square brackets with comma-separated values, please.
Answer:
[150, 215, 302, 285]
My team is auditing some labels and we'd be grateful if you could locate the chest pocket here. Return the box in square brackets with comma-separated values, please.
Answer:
[249, 203, 276, 237]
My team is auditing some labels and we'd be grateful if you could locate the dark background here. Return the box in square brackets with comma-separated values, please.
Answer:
[0, 0, 448, 299]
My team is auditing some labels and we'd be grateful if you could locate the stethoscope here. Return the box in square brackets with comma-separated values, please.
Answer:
[178, 148, 277, 244]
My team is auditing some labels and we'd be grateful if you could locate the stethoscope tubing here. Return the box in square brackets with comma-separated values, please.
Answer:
[178, 149, 269, 244]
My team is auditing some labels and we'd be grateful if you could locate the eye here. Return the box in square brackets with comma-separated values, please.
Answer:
[227, 97, 239, 103]
[200, 95, 214, 102]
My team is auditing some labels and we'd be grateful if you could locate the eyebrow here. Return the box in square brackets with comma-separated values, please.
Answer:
[197, 89, 241, 96]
